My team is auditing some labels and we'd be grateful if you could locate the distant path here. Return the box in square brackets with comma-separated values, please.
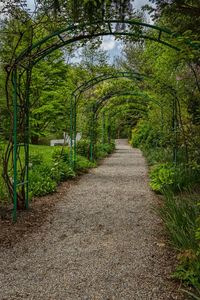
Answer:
[0, 140, 182, 300]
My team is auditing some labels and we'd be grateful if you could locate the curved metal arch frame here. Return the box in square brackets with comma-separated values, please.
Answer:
[90, 104, 148, 161]
[14, 19, 200, 68]
[70, 71, 145, 166]
[94, 91, 162, 114]
[87, 90, 162, 161]
[101, 106, 148, 146]
[102, 102, 148, 119]
[97, 92, 164, 145]
[107, 106, 147, 118]
[9, 18, 194, 221]
[101, 105, 146, 144]
[72, 71, 145, 98]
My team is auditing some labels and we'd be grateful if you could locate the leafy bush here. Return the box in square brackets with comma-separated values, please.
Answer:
[142, 147, 172, 166]
[52, 147, 70, 163]
[159, 192, 199, 250]
[76, 140, 115, 161]
[173, 251, 200, 289]
[101, 142, 115, 154]
[29, 164, 57, 197]
[29, 153, 44, 167]
[150, 163, 200, 193]
[95, 141, 115, 159]
[0, 176, 9, 204]
[150, 163, 178, 192]
[158, 192, 200, 289]
[131, 121, 151, 148]
[29, 152, 75, 197]
[76, 139, 90, 159]
[75, 155, 96, 172]
[50, 161, 75, 182]
[131, 120, 165, 149]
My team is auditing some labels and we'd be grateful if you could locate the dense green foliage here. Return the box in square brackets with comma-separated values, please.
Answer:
[125, 1, 200, 295]
[0, 0, 200, 296]
[159, 191, 200, 289]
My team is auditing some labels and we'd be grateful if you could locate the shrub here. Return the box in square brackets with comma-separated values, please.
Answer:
[131, 121, 151, 148]
[29, 153, 44, 167]
[76, 139, 90, 159]
[158, 192, 200, 289]
[29, 164, 57, 197]
[76, 140, 115, 161]
[95, 142, 115, 159]
[173, 251, 200, 289]
[150, 163, 177, 192]
[50, 161, 75, 182]
[0, 176, 9, 204]
[149, 163, 200, 193]
[29, 157, 75, 197]
[159, 192, 199, 250]
[52, 147, 70, 163]
[142, 147, 172, 166]
[131, 120, 164, 148]
[75, 155, 96, 172]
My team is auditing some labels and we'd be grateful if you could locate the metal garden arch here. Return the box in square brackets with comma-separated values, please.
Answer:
[69, 71, 146, 165]
[84, 90, 162, 161]
[5, 19, 199, 221]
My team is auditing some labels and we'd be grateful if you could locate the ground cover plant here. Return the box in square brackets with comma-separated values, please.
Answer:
[125, 3, 200, 292]
[130, 119, 200, 296]
[0, 141, 115, 205]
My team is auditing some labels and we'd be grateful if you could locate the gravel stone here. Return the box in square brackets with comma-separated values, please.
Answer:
[0, 139, 184, 299]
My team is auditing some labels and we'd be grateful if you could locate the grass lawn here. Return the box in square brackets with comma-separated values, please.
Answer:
[0, 144, 69, 203]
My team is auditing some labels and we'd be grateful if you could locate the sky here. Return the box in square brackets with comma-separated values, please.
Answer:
[26, 0, 151, 13]
[26, 0, 152, 63]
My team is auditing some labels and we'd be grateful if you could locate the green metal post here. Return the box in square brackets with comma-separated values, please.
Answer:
[107, 114, 111, 144]
[25, 68, 31, 210]
[13, 67, 18, 222]
[70, 95, 74, 168]
[90, 106, 94, 161]
[102, 112, 105, 144]
[172, 98, 178, 164]
[73, 97, 77, 168]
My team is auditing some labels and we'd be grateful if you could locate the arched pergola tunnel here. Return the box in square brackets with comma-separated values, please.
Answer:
[102, 94, 165, 139]
[5, 19, 200, 221]
[89, 99, 148, 161]
[88, 93, 163, 161]
[69, 71, 147, 166]
[99, 105, 148, 149]
[100, 106, 145, 144]
[70, 72, 163, 164]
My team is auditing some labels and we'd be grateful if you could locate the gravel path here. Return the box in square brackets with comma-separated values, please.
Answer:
[0, 140, 182, 300]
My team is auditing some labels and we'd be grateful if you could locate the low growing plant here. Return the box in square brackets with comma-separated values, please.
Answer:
[158, 191, 200, 289]
[75, 155, 96, 172]
[76, 139, 90, 159]
[52, 147, 70, 163]
[29, 157, 75, 197]
[29, 164, 57, 197]
[50, 161, 75, 182]
[150, 163, 200, 193]
[0, 176, 9, 204]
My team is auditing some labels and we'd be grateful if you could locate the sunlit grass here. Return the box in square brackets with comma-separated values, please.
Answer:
[0, 143, 69, 203]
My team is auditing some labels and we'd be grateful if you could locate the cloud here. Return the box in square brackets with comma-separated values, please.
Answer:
[100, 36, 116, 51]
[27, 0, 36, 11]
[134, 0, 150, 9]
